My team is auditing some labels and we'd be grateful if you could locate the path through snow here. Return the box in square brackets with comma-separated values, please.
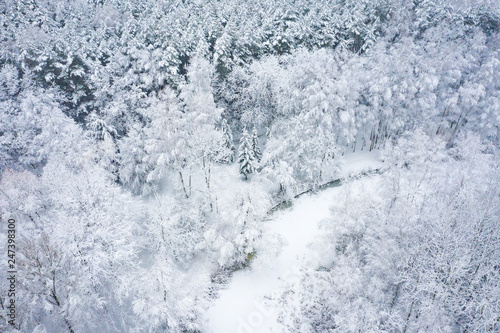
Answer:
[204, 151, 383, 333]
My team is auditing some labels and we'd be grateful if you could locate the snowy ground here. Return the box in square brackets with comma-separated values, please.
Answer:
[203, 151, 383, 333]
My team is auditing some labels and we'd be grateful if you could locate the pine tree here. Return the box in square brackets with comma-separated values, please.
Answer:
[238, 127, 255, 180]
[222, 119, 236, 162]
[251, 127, 262, 162]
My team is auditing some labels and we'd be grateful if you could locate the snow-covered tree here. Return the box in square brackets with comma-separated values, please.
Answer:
[118, 123, 153, 195]
[178, 55, 227, 207]
[143, 87, 184, 195]
[221, 118, 236, 162]
[251, 127, 262, 163]
[238, 127, 255, 180]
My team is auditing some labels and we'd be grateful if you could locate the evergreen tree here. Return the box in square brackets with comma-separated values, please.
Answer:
[222, 119, 236, 162]
[251, 127, 262, 162]
[238, 127, 255, 180]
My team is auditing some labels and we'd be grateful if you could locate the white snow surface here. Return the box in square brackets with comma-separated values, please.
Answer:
[204, 151, 383, 333]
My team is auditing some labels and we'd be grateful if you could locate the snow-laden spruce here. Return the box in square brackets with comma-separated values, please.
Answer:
[238, 127, 256, 180]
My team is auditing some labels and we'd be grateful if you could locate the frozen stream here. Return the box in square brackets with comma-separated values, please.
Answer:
[204, 152, 383, 333]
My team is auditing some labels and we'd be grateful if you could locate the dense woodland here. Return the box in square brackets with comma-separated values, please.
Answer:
[0, 0, 499, 332]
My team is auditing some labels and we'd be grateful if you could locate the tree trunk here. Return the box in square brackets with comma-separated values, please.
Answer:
[179, 171, 189, 199]
[51, 274, 75, 333]
[203, 156, 213, 211]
